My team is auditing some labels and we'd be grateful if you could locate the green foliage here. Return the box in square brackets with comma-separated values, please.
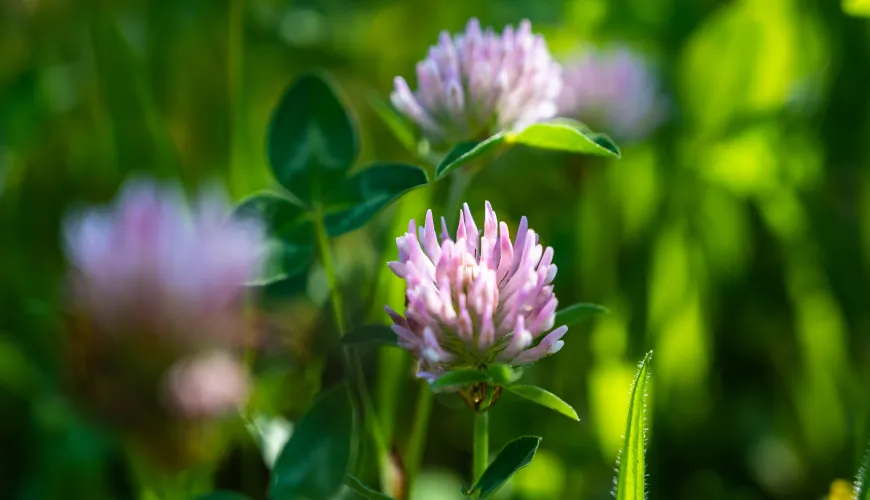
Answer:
[463, 436, 542, 499]
[433, 119, 618, 180]
[340, 325, 398, 346]
[233, 192, 313, 284]
[345, 476, 397, 500]
[614, 352, 653, 500]
[505, 119, 620, 158]
[268, 73, 358, 205]
[430, 370, 492, 391]
[269, 385, 353, 500]
[435, 134, 508, 179]
[323, 163, 428, 236]
[554, 303, 610, 327]
[486, 364, 522, 386]
[506, 385, 579, 421]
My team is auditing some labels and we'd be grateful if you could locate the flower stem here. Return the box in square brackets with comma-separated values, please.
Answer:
[472, 411, 489, 484]
[312, 206, 388, 471]
[404, 380, 433, 495]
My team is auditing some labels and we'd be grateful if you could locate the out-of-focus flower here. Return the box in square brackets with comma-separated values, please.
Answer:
[163, 351, 249, 419]
[557, 46, 666, 142]
[386, 202, 566, 382]
[62, 178, 266, 467]
[391, 18, 562, 144]
[63, 178, 266, 348]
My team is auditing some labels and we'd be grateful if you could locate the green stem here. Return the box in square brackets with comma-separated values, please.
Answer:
[404, 380, 433, 495]
[312, 206, 388, 471]
[472, 411, 489, 484]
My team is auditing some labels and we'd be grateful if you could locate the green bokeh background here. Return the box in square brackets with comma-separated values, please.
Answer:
[2, 0, 870, 499]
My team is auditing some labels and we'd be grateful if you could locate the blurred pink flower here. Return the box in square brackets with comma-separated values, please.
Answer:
[63, 178, 267, 347]
[386, 202, 566, 381]
[163, 351, 249, 419]
[557, 46, 666, 142]
[391, 18, 562, 144]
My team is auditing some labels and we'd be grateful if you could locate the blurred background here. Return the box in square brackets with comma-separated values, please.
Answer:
[2, 0, 870, 499]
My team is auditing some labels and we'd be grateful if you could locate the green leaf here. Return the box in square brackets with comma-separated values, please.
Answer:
[486, 364, 522, 386]
[506, 119, 621, 158]
[435, 133, 507, 179]
[554, 303, 609, 327]
[341, 325, 398, 346]
[854, 440, 870, 500]
[506, 385, 579, 421]
[614, 351, 653, 500]
[368, 93, 418, 153]
[324, 163, 428, 236]
[195, 492, 251, 500]
[430, 370, 491, 391]
[464, 436, 542, 499]
[345, 476, 396, 500]
[269, 385, 353, 500]
[233, 193, 313, 284]
[268, 73, 358, 204]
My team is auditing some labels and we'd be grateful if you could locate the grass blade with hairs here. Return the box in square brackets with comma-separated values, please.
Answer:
[614, 351, 652, 500]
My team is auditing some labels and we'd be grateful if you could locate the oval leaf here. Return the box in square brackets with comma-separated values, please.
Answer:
[234, 193, 314, 284]
[324, 163, 428, 236]
[465, 436, 542, 499]
[614, 351, 653, 500]
[430, 370, 491, 391]
[435, 133, 507, 179]
[554, 303, 609, 327]
[507, 119, 620, 158]
[268, 73, 359, 204]
[486, 364, 522, 386]
[506, 385, 579, 421]
[196, 492, 251, 500]
[341, 325, 399, 347]
[345, 476, 396, 500]
[269, 385, 353, 500]
[854, 440, 870, 500]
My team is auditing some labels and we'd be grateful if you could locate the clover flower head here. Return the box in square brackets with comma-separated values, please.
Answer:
[63, 177, 267, 347]
[386, 202, 566, 381]
[391, 18, 563, 144]
[557, 46, 666, 142]
[163, 350, 249, 419]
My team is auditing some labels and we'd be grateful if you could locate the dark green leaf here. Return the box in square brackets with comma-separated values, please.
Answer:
[464, 436, 542, 499]
[341, 325, 398, 346]
[234, 193, 313, 284]
[269, 385, 353, 500]
[554, 303, 609, 327]
[506, 385, 579, 421]
[506, 119, 621, 158]
[324, 163, 428, 236]
[268, 73, 358, 204]
[368, 93, 418, 153]
[486, 364, 522, 386]
[614, 352, 652, 500]
[855, 440, 870, 500]
[195, 492, 251, 500]
[435, 133, 507, 179]
[430, 370, 491, 391]
[345, 476, 396, 500]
